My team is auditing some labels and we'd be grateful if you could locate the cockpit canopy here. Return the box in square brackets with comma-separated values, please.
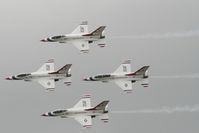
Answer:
[16, 73, 31, 78]
[53, 110, 67, 114]
[51, 35, 65, 40]
[94, 74, 111, 79]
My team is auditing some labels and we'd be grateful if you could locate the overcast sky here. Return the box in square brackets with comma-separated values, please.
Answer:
[0, 0, 199, 133]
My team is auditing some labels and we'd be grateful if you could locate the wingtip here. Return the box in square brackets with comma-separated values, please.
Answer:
[46, 59, 54, 63]
[82, 94, 91, 98]
[80, 21, 88, 25]
[123, 90, 132, 93]
[83, 125, 92, 128]
[122, 60, 131, 64]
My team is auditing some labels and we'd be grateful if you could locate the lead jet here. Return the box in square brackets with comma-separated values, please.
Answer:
[5, 59, 72, 90]
[41, 94, 109, 128]
[83, 60, 149, 93]
[41, 21, 106, 53]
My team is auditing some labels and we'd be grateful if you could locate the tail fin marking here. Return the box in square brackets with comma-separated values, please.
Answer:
[92, 100, 109, 111]
[49, 64, 72, 75]
[71, 21, 88, 34]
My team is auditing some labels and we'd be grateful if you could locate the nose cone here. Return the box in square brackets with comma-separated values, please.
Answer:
[5, 77, 12, 80]
[41, 113, 48, 116]
[83, 77, 89, 81]
[40, 38, 47, 42]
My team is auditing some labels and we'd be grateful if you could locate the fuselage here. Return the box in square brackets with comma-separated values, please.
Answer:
[6, 71, 71, 81]
[83, 72, 148, 82]
[42, 108, 107, 118]
[41, 33, 105, 43]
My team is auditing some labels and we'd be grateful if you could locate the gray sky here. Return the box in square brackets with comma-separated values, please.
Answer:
[0, 0, 199, 133]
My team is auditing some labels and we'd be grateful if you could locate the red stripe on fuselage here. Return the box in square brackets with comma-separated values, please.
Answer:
[125, 73, 136, 76]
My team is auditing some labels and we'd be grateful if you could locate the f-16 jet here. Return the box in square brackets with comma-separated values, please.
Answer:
[5, 59, 72, 90]
[41, 95, 109, 128]
[41, 21, 106, 53]
[83, 60, 149, 93]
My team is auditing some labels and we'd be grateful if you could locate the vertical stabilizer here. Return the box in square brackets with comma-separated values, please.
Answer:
[71, 21, 88, 34]
[114, 60, 131, 73]
[36, 59, 55, 72]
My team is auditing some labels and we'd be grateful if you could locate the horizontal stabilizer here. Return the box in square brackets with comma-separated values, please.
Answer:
[141, 79, 149, 87]
[62, 77, 72, 86]
[99, 113, 109, 123]
[98, 44, 106, 47]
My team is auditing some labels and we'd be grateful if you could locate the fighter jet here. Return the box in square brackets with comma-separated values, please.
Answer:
[41, 21, 106, 53]
[5, 59, 72, 90]
[41, 94, 109, 128]
[83, 60, 149, 93]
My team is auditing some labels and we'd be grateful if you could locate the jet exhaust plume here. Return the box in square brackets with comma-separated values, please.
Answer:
[113, 30, 199, 39]
[111, 105, 199, 114]
[151, 74, 199, 79]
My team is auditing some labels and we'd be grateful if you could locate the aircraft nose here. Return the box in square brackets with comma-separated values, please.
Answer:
[41, 113, 48, 116]
[40, 38, 47, 42]
[5, 77, 12, 80]
[83, 77, 89, 81]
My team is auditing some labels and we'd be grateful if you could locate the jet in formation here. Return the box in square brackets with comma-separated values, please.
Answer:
[5, 59, 72, 90]
[83, 60, 149, 93]
[41, 21, 106, 53]
[41, 94, 109, 128]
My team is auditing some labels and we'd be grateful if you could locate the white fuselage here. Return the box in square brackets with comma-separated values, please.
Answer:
[29, 72, 67, 81]
[66, 34, 102, 40]
[43, 34, 104, 43]
[8, 71, 70, 81]
[85, 72, 147, 82]
[64, 108, 104, 118]
[43, 108, 106, 118]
